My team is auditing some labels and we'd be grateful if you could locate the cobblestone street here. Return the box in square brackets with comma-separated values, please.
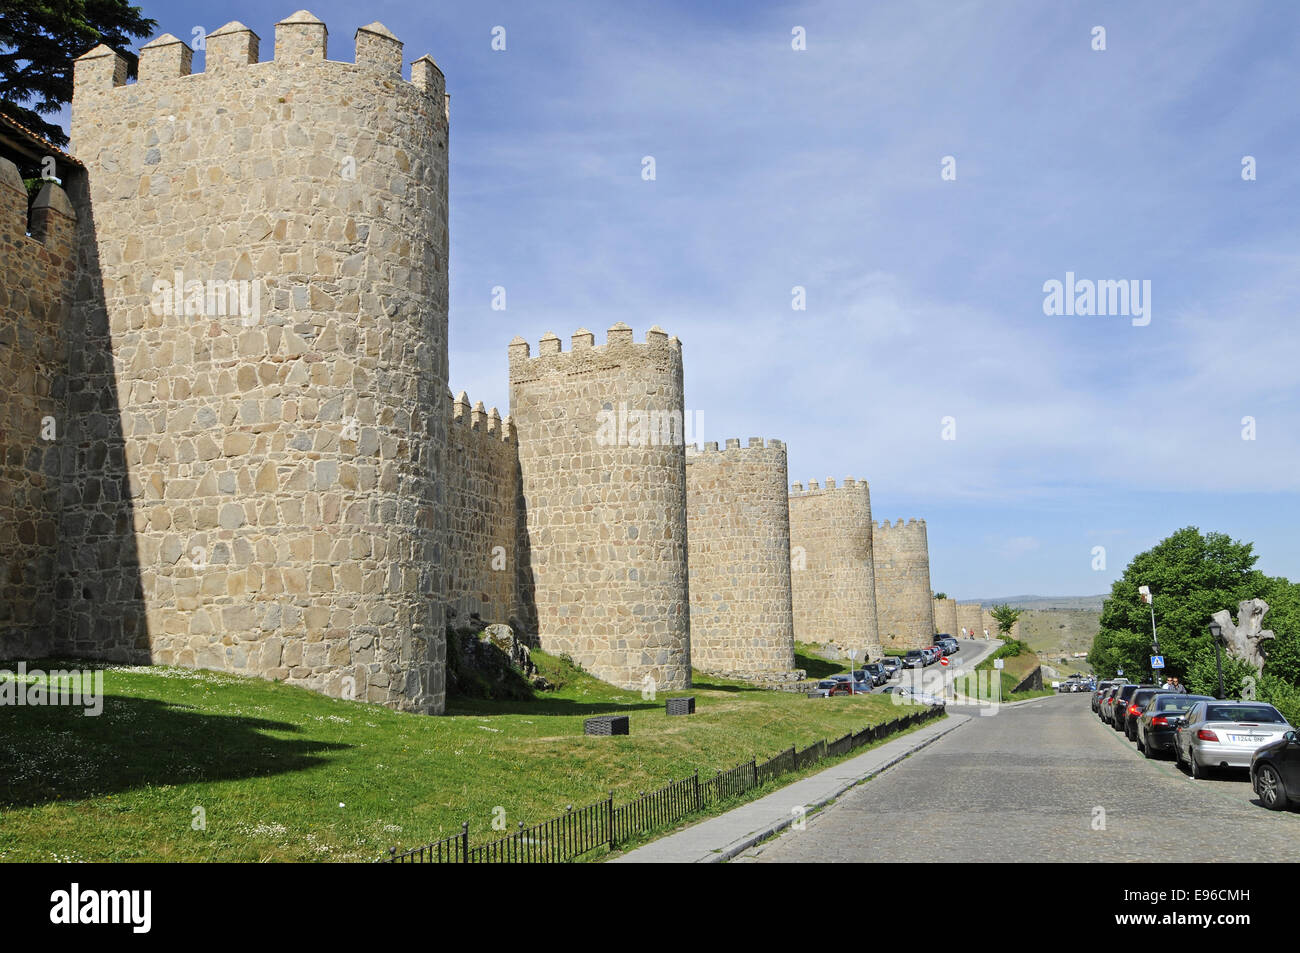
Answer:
[739, 693, 1300, 862]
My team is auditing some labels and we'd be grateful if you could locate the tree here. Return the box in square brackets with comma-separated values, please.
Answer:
[989, 603, 1023, 637]
[0, 0, 156, 147]
[1088, 526, 1270, 681]
[933, 592, 948, 601]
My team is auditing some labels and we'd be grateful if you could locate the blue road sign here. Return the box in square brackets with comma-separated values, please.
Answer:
[1151, 655, 1165, 669]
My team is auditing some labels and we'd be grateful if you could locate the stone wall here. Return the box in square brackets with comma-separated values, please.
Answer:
[445, 390, 521, 630]
[872, 518, 934, 651]
[0, 160, 77, 658]
[508, 325, 690, 691]
[685, 438, 796, 676]
[788, 478, 881, 659]
[957, 602, 984, 639]
[62, 15, 450, 712]
[982, 608, 1021, 640]
[932, 596, 958, 639]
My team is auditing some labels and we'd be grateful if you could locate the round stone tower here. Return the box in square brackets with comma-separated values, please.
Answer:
[872, 518, 936, 651]
[67, 13, 450, 712]
[787, 478, 881, 660]
[508, 324, 690, 691]
[932, 596, 958, 639]
[685, 438, 796, 677]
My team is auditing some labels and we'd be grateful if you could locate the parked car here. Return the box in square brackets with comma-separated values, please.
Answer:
[936, 637, 958, 655]
[903, 650, 926, 669]
[1092, 679, 1125, 713]
[1251, 728, 1300, 810]
[1108, 684, 1154, 729]
[1120, 687, 1166, 740]
[1135, 694, 1214, 758]
[1098, 684, 1126, 723]
[812, 679, 838, 697]
[831, 673, 872, 695]
[1173, 700, 1294, 779]
[884, 685, 945, 707]
[862, 663, 888, 686]
[880, 657, 901, 678]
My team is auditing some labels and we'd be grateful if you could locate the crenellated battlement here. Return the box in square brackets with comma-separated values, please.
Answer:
[686, 437, 784, 459]
[449, 389, 516, 444]
[789, 476, 867, 495]
[508, 324, 682, 381]
[875, 517, 927, 533]
[74, 12, 446, 115]
[0, 158, 78, 255]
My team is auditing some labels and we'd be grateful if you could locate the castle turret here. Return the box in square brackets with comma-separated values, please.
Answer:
[508, 325, 690, 690]
[685, 438, 797, 677]
[873, 518, 935, 651]
[788, 478, 881, 659]
[65, 13, 450, 712]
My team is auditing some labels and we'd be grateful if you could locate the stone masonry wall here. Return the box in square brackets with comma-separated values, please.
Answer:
[872, 518, 935, 651]
[508, 324, 690, 691]
[685, 438, 796, 676]
[957, 602, 984, 640]
[932, 596, 958, 639]
[62, 14, 450, 712]
[982, 607, 1021, 640]
[0, 161, 78, 658]
[788, 478, 881, 660]
[445, 390, 520, 630]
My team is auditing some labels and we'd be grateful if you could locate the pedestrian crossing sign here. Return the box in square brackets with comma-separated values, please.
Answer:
[1151, 655, 1165, 669]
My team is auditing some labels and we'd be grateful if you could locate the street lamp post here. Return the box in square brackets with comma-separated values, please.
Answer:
[1139, 585, 1160, 682]
[1208, 621, 1225, 700]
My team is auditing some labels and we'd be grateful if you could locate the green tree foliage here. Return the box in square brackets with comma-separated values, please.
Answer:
[0, 0, 156, 147]
[1087, 526, 1293, 683]
[989, 603, 1023, 637]
[933, 591, 948, 601]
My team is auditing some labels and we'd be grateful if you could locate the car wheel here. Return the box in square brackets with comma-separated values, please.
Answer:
[1256, 764, 1288, 811]
[1190, 752, 1206, 780]
[1136, 733, 1146, 754]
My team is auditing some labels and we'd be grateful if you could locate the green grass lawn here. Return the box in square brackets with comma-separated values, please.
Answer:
[952, 641, 1055, 703]
[0, 652, 924, 862]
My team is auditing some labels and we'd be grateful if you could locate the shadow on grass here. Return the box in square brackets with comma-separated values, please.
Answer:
[445, 695, 664, 717]
[795, 652, 847, 680]
[0, 693, 347, 809]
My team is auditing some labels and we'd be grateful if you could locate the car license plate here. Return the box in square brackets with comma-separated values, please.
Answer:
[1230, 734, 1264, 742]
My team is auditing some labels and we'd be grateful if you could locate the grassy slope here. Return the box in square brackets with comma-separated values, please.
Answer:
[1015, 609, 1100, 675]
[0, 651, 921, 862]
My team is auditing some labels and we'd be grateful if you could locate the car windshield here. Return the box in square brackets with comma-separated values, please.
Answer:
[1205, 705, 1285, 723]
[1155, 696, 1199, 712]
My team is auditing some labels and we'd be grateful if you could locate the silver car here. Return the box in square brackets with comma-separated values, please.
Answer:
[1173, 700, 1294, 779]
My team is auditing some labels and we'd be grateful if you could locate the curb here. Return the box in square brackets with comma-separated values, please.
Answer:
[699, 713, 971, 863]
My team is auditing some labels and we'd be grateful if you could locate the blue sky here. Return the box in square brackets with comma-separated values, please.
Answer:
[50, 0, 1300, 598]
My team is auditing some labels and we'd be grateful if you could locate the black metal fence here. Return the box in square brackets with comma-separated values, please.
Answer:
[381, 705, 942, 863]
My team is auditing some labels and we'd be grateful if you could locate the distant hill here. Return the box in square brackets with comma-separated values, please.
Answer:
[972, 594, 1108, 612]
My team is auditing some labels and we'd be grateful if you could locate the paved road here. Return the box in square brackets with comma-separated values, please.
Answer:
[875, 638, 998, 699]
[738, 692, 1300, 862]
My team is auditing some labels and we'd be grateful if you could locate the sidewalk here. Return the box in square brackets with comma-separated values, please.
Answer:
[609, 709, 970, 863]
